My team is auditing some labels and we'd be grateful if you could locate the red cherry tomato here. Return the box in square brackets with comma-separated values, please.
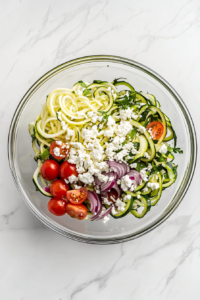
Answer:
[50, 141, 70, 160]
[146, 121, 164, 140]
[40, 159, 59, 181]
[66, 203, 87, 220]
[67, 187, 88, 204]
[50, 179, 69, 199]
[59, 161, 78, 180]
[48, 198, 67, 216]
[107, 189, 118, 204]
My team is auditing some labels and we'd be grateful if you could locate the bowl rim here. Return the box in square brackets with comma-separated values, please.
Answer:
[8, 55, 197, 244]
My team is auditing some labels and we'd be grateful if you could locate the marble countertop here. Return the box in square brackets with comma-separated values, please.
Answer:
[1, 0, 199, 299]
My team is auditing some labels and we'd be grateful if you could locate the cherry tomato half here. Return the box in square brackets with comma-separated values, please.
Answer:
[50, 141, 70, 160]
[59, 161, 78, 180]
[48, 198, 67, 216]
[40, 159, 59, 181]
[146, 121, 164, 140]
[107, 189, 118, 204]
[50, 179, 69, 199]
[66, 203, 87, 220]
[67, 187, 88, 204]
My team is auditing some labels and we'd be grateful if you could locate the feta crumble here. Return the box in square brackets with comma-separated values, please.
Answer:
[130, 163, 137, 169]
[102, 216, 110, 224]
[147, 182, 160, 190]
[138, 126, 146, 134]
[159, 144, 168, 155]
[68, 175, 78, 183]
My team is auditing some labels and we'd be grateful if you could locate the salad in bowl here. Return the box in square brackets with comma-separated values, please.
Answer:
[29, 78, 183, 223]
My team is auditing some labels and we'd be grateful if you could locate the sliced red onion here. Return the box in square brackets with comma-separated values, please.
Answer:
[107, 161, 127, 179]
[101, 191, 108, 198]
[94, 177, 102, 186]
[87, 191, 99, 215]
[43, 186, 51, 193]
[95, 206, 113, 221]
[112, 182, 122, 198]
[127, 170, 142, 185]
[126, 164, 130, 173]
[121, 162, 130, 175]
[101, 180, 115, 192]
[87, 191, 103, 221]
[94, 171, 118, 192]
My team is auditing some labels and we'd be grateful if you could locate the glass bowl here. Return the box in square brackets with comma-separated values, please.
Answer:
[8, 55, 197, 244]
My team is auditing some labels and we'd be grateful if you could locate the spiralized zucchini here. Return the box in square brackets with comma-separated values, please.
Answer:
[29, 79, 182, 219]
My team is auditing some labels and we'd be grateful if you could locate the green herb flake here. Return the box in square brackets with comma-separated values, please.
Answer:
[167, 146, 183, 154]
[83, 89, 90, 96]
[130, 127, 137, 140]
[78, 80, 87, 88]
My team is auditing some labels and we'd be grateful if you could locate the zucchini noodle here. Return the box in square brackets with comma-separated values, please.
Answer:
[29, 79, 182, 221]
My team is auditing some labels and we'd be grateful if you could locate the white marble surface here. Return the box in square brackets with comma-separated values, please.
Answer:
[0, 0, 200, 299]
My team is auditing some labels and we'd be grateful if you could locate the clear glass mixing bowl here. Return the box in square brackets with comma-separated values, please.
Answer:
[8, 55, 197, 244]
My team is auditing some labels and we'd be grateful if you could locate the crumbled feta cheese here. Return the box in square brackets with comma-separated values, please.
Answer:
[147, 182, 160, 190]
[111, 206, 117, 215]
[62, 125, 67, 131]
[99, 124, 103, 129]
[115, 199, 126, 211]
[88, 111, 94, 118]
[56, 140, 62, 145]
[92, 148, 104, 161]
[77, 90, 83, 96]
[123, 194, 131, 201]
[104, 128, 115, 138]
[138, 126, 146, 134]
[142, 187, 149, 193]
[86, 143, 94, 150]
[76, 166, 85, 173]
[64, 179, 69, 184]
[113, 136, 125, 145]
[144, 152, 150, 159]
[130, 163, 137, 169]
[78, 172, 94, 185]
[121, 175, 134, 191]
[103, 197, 112, 205]
[91, 114, 98, 123]
[102, 216, 110, 224]
[76, 111, 85, 117]
[147, 163, 152, 171]
[107, 116, 115, 127]
[137, 195, 141, 199]
[98, 116, 103, 122]
[140, 168, 149, 182]
[159, 144, 168, 155]
[61, 121, 65, 126]
[68, 175, 78, 183]
[65, 128, 74, 140]
[97, 173, 108, 183]
[119, 107, 133, 120]
[108, 176, 115, 182]
[74, 184, 82, 189]
[53, 147, 64, 157]
[131, 113, 140, 120]
[115, 121, 132, 137]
